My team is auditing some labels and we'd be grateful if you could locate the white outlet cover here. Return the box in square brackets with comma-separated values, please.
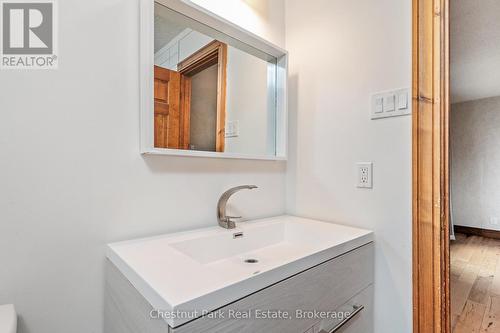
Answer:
[356, 162, 373, 189]
[225, 120, 239, 138]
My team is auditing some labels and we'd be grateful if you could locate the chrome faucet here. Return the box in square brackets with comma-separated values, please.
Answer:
[217, 185, 258, 229]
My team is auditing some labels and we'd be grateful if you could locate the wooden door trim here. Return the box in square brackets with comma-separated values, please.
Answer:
[412, 0, 450, 332]
[179, 75, 192, 150]
[178, 41, 228, 152]
[454, 226, 500, 241]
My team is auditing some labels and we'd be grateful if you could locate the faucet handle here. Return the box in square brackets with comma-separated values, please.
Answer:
[226, 215, 242, 220]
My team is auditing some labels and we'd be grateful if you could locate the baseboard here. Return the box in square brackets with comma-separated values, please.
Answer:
[454, 225, 500, 240]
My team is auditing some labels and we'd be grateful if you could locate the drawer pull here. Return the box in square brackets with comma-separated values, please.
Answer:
[319, 304, 365, 333]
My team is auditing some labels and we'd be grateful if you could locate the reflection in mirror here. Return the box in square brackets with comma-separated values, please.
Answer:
[154, 2, 277, 156]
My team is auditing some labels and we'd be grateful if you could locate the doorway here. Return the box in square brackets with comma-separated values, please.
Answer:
[153, 40, 227, 152]
[448, 1, 500, 331]
[178, 40, 228, 152]
[413, 0, 500, 332]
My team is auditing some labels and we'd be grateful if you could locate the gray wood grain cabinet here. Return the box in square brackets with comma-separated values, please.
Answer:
[105, 242, 374, 333]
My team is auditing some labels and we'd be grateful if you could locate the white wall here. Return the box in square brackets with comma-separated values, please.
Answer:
[450, 0, 500, 103]
[0, 1, 286, 332]
[285, 0, 413, 332]
[451, 96, 500, 230]
[225, 46, 271, 156]
[154, 29, 214, 70]
[190, 0, 285, 47]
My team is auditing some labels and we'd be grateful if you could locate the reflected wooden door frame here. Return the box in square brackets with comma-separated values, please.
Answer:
[178, 40, 228, 152]
[412, 0, 450, 332]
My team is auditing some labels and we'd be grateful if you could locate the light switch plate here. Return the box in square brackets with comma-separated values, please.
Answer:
[356, 162, 373, 189]
[371, 88, 411, 119]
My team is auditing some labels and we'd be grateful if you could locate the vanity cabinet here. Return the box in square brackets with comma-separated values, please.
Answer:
[105, 242, 374, 333]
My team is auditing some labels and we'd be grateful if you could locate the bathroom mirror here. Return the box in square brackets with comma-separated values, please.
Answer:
[140, 0, 287, 160]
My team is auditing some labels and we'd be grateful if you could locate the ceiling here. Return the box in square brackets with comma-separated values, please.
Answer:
[154, 3, 186, 53]
[451, 0, 500, 104]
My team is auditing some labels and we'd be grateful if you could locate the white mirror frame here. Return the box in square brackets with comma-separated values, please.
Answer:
[140, 0, 288, 161]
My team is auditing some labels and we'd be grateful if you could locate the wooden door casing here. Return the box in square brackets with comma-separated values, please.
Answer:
[179, 75, 192, 150]
[178, 41, 227, 152]
[412, 0, 450, 332]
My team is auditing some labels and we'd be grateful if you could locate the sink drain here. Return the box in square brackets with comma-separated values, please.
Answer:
[244, 258, 259, 264]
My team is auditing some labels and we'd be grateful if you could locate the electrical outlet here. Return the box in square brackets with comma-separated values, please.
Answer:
[225, 120, 239, 138]
[357, 162, 373, 188]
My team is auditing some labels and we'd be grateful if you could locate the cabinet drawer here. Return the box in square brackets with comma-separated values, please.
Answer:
[172, 242, 374, 333]
[306, 285, 373, 333]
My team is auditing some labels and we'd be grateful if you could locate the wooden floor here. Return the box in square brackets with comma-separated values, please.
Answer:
[451, 233, 500, 332]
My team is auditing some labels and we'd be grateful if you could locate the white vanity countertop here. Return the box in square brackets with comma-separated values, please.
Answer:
[106, 215, 373, 328]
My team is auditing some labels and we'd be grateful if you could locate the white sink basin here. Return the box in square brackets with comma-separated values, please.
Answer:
[106, 215, 373, 328]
